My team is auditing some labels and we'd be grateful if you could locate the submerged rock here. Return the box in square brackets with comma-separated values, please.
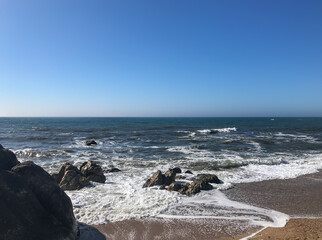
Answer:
[0, 145, 20, 171]
[85, 140, 97, 146]
[1, 160, 78, 240]
[107, 167, 121, 173]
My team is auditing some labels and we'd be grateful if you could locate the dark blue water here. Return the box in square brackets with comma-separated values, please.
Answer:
[1, 117, 322, 171]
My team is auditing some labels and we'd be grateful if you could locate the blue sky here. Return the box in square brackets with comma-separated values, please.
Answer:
[1, 0, 321, 117]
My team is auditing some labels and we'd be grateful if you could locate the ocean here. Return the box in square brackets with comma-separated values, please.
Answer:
[1, 117, 322, 228]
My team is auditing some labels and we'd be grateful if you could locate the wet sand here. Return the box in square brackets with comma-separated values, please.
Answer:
[92, 171, 322, 239]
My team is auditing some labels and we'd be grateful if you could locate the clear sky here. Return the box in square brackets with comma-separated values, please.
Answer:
[1, 0, 322, 117]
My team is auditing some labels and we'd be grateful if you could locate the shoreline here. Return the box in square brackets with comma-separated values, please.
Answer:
[92, 170, 322, 239]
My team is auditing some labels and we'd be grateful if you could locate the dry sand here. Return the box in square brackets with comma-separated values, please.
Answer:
[93, 171, 322, 239]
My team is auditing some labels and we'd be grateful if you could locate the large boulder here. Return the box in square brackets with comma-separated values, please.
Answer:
[1, 160, 78, 240]
[11, 161, 78, 239]
[0, 145, 20, 170]
[143, 170, 164, 188]
[80, 161, 106, 183]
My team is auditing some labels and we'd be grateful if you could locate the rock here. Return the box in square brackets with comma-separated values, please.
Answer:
[197, 174, 221, 184]
[0, 145, 20, 171]
[8, 161, 78, 240]
[107, 167, 121, 173]
[53, 162, 80, 184]
[80, 161, 106, 183]
[171, 167, 182, 174]
[186, 179, 213, 196]
[85, 140, 97, 146]
[185, 170, 193, 174]
[164, 169, 176, 186]
[143, 170, 164, 188]
[60, 170, 89, 191]
[168, 182, 190, 195]
[176, 175, 186, 180]
[168, 182, 183, 191]
[159, 184, 166, 190]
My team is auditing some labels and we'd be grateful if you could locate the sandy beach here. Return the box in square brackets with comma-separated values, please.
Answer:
[93, 171, 322, 239]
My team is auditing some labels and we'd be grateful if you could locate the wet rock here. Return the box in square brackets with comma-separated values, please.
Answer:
[52, 162, 79, 184]
[159, 184, 166, 190]
[164, 169, 176, 186]
[143, 170, 164, 188]
[80, 161, 106, 183]
[168, 182, 183, 191]
[171, 167, 182, 174]
[176, 175, 186, 180]
[186, 179, 213, 196]
[185, 170, 193, 174]
[0, 145, 20, 171]
[60, 170, 89, 191]
[107, 167, 121, 173]
[8, 161, 78, 240]
[85, 140, 97, 146]
[197, 174, 221, 184]
[178, 183, 190, 195]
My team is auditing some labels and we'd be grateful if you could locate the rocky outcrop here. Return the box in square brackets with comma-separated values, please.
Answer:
[143, 168, 221, 196]
[85, 140, 97, 146]
[186, 179, 213, 196]
[143, 170, 164, 188]
[143, 169, 178, 188]
[0, 145, 20, 170]
[80, 161, 106, 183]
[52, 161, 106, 190]
[0, 156, 77, 240]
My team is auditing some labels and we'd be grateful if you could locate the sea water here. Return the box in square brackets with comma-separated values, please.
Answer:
[1, 117, 321, 228]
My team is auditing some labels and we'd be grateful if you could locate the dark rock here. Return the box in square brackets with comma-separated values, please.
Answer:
[164, 169, 176, 186]
[60, 170, 89, 191]
[143, 170, 164, 188]
[80, 161, 106, 183]
[85, 140, 97, 146]
[185, 170, 193, 174]
[186, 179, 213, 196]
[178, 183, 190, 195]
[168, 182, 183, 191]
[53, 162, 80, 184]
[8, 161, 78, 240]
[77, 222, 106, 240]
[159, 184, 166, 190]
[107, 168, 121, 173]
[197, 174, 221, 184]
[176, 175, 186, 180]
[0, 145, 20, 171]
[171, 167, 182, 174]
